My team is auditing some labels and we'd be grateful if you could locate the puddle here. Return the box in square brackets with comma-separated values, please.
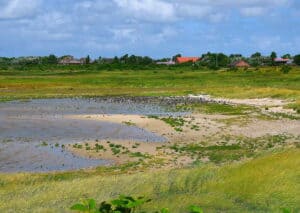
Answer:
[0, 98, 189, 173]
[0, 142, 109, 172]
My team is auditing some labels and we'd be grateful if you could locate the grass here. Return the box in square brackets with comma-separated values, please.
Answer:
[170, 143, 249, 163]
[0, 149, 299, 212]
[108, 143, 127, 155]
[287, 100, 300, 113]
[176, 102, 257, 115]
[148, 115, 187, 132]
[1, 68, 300, 106]
[168, 134, 296, 164]
[0, 67, 300, 212]
[129, 152, 151, 159]
[160, 117, 186, 132]
[122, 121, 136, 126]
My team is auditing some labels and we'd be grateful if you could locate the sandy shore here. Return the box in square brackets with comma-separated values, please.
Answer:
[2, 97, 299, 172]
[67, 113, 300, 139]
[66, 113, 227, 143]
[67, 139, 195, 168]
[188, 95, 297, 114]
[68, 140, 163, 164]
[66, 113, 300, 165]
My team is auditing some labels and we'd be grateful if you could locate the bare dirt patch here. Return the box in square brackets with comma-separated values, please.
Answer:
[66, 114, 227, 143]
[67, 112, 300, 166]
[188, 95, 297, 114]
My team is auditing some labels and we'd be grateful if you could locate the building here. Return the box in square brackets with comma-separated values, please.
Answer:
[231, 60, 250, 68]
[286, 59, 294, 65]
[59, 56, 86, 65]
[274, 58, 290, 65]
[176, 57, 200, 64]
[156, 60, 175, 65]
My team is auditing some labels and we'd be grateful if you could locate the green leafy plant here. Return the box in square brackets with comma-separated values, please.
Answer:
[159, 208, 170, 213]
[122, 121, 136, 126]
[70, 199, 98, 213]
[71, 195, 150, 213]
[281, 208, 292, 213]
[189, 205, 203, 213]
[110, 195, 150, 213]
[40, 141, 48, 146]
[129, 152, 151, 159]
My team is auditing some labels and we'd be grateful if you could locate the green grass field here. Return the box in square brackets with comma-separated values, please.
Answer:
[0, 149, 299, 212]
[1, 67, 300, 103]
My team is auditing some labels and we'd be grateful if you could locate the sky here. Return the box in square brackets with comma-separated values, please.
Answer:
[0, 0, 299, 58]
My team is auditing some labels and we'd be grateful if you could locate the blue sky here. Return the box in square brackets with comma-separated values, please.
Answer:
[0, 0, 299, 58]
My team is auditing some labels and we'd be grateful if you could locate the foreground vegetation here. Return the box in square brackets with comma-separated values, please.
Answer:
[70, 195, 203, 213]
[0, 149, 299, 212]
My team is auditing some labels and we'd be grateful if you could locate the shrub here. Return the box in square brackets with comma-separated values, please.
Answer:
[228, 67, 238, 72]
[71, 195, 151, 213]
[294, 54, 300, 66]
[70, 196, 204, 213]
[280, 65, 292, 74]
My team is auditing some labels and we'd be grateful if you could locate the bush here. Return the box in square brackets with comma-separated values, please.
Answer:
[228, 67, 238, 72]
[294, 54, 300, 66]
[71, 195, 150, 213]
[70, 195, 203, 213]
[70, 195, 289, 213]
[280, 65, 292, 74]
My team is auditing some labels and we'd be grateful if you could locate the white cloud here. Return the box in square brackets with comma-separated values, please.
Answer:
[250, 35, 281, 50]
[111, 28, 138, 42]
[176, 0, 290, 18]
[108, 0, 292, 24]
[176, 4, 212, 18]
[154, 26, 177, 42]
[114, 0, 176, 22]
[16, 12, 73, 41]
[208, 13, 225, 23]
[0, 0, 298, 57]
[240, 7, 266, 16]
[0, 0, 41, 19]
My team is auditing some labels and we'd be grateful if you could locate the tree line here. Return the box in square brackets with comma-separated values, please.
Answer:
[0, 52, 300, 70]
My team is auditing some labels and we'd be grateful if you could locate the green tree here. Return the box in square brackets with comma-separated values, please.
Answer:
[282, 54, 292, 59]
[141, 56, 153, 65]
[251, 52, 262, 58]
[200, 52, 229, 69]
[128, 55, 137, 64]
[120, 54, 129, 63]
[293, 55, 300, 65]
[172, 54, 181, 61]
[47, 54, 58, 64]
[270, 51, 277, 61]
[86, 55, 91, 64]
[216, 53, 229, 67]
[113, 56, 119, 64]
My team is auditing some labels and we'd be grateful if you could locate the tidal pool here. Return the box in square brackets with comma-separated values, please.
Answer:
[0, 97, 189, 173]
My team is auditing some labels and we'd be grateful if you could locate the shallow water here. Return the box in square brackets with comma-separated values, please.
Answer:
[0, 98, 188, 173]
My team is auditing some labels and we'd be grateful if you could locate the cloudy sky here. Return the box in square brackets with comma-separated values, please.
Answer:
[0, 0, 299, 58]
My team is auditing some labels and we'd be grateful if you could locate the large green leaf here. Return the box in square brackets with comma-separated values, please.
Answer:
[189, 205, 203, 213]
[70, 204, 89, 211]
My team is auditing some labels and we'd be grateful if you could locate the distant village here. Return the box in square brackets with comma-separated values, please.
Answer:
[57, 53, 296, 67]
[0, 52, 298, 68]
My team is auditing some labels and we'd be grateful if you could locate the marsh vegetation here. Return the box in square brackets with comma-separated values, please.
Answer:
[0, 67, 299, 212]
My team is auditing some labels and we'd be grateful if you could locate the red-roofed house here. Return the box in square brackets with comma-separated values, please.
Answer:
[274, 58, 290, 65]
[231, 60, 250, 68]
[176, 57, 200, 64]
